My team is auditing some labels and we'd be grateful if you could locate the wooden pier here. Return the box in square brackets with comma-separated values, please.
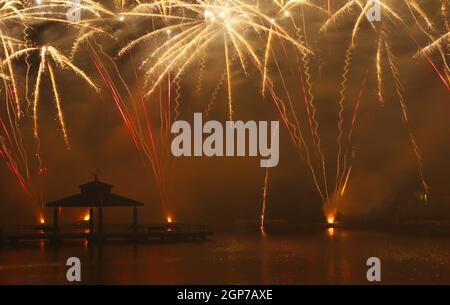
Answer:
[0, 223, 212, 245]
[0, 177, 212, 246]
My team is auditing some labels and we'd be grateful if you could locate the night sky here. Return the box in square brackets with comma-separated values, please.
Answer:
[0, 1, 448, 225]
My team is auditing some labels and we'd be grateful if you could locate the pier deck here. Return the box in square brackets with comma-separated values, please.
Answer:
[0, 224, 212, 245]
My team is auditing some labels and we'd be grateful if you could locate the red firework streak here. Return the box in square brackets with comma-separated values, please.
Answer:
[90, 50, 140, 149]
[425, 56, 449, 91]
[141, 93, 163, 181]
[133, 67, 165, 188]
[348, 74, 368, 144]
[90, 47, 167, 211]
[0, 115, 28, 194]
[404, 28, 450, 91]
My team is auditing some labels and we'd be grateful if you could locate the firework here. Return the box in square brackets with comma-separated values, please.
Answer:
[319, 0, 449, 221]
[118, 0, 312, 119]
[0, 0, 109, 214]
[0, 1, 446, 227]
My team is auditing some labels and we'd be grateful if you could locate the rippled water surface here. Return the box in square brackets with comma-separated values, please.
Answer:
[1, 229, 449, 284]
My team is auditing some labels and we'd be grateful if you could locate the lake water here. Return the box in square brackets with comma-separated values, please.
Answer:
[1, 229, 449, 284]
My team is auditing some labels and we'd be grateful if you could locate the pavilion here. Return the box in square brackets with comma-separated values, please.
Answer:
[47, 175, 144, 235]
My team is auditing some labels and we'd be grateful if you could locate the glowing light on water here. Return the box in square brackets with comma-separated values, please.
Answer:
[327, 227, 335, 237]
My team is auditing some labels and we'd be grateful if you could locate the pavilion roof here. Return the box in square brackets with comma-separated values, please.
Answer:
[47, 179, 144, 208]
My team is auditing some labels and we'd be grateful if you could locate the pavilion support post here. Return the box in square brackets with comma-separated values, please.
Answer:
[89, 208, 94, 234]
[53, 208, 59, 234]
[98, 207, 104, 236]
[133, 207, 138, 234]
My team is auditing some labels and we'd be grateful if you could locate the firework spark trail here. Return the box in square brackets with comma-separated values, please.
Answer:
[0, 144, 28, 193]
[333, 1, 378, 200]
[0, 111, 28, 193]
[0, 1, 112, 204]
[158, 86, 168, 158]
[299, 44, 319, 150]
[385, 41, 429, 194]
[405, 0, 449, 83]
[174, 74, 182, 122]
[383, 1, 450, 90]
[271, 35, 304, 151]
[260, 166, 269, 236]
[321, 0, 440, 219]
[206, 67, 227, 118]
[321, 0, 358, 33]
[133, 65, 159, 156]
[261, 4, 331, 203]
[338, 72, 367, 196]
[424, 55, 449, 91]
[204, 54, 241, 118]
[299, 40, 329, 201]
[298, 69, 316, 150]
[90, 49, 140, 149]
[340, 165, 352, 197]
[120, 0, 312, 112]
[71, 27, 113, 60]
[335, 44, 352, 198]
[167, 73, 171, 128]
[347, 74, 367, 146]
[2, 74, 29, 179]
[194, 50, 206, 96]
[97, 41, 147, 142]
[271, 33, 330, 202]
[0, 0, 445, 223]
[266, 78, 327, 203]
[404, 27, 449, 90]
[23, 22, 33, 111]
[0, 110, 14, 153]
[418, 33, 450, 62]
[47, 63, 69, 148]
[140, 92, 168, 215]
[291, 14, 325, 161]
[439, 0, 449, 85]
[143, 27, 215, 97]
[262, 26, 273, 97]
[1, 34, 20, 118]
[117, 0, 317, 179]
[256, 15, 328, 205]
[91, 42, 171, 215]
[101, 58, 166, 203]
[31, 48, 46, 170]
[376, 38, 384, 106]
[140, 92, 163, 186]
[443, 0, 449, 29]
[266, 82, 299, 150]
[4, 45, 98, 149]
[254, 31, 305, 153]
